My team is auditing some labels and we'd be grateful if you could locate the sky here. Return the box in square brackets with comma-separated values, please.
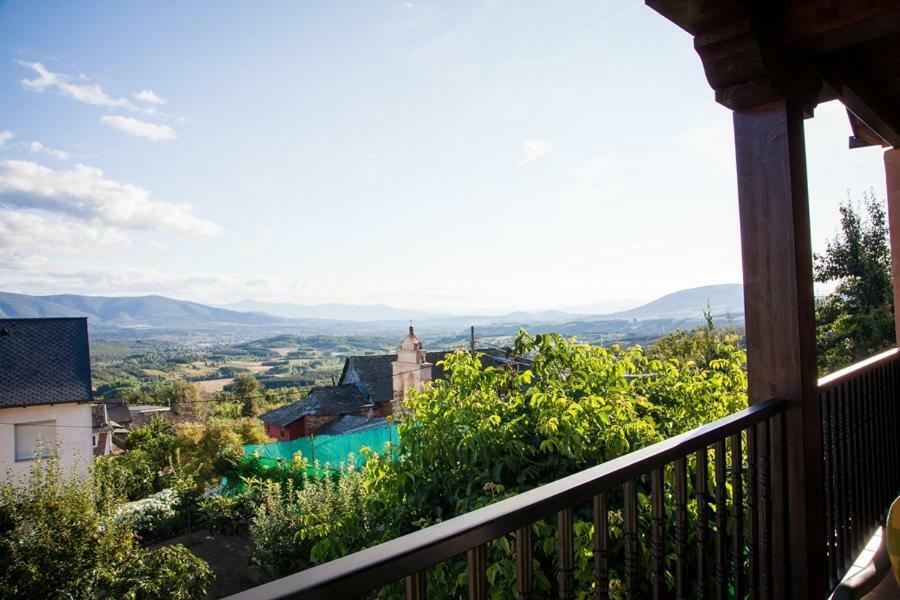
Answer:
[0, 0, 889, 314]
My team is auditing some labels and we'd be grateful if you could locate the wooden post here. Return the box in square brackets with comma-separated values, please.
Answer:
[733, 98, 825, 600]
[884, 149, 900, 346]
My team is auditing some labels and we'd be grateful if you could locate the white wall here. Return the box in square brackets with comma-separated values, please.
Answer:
[0, 402, 93, 484]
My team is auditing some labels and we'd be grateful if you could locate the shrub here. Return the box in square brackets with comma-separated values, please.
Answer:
[0, 456, 212, 599]
[112, 488, 181, 540]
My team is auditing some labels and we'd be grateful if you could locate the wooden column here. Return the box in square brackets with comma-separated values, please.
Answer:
[885, 149, 900, 345]
[733, 98, 826, 600]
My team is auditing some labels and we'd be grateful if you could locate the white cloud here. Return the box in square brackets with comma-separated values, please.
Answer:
[132, 89, 167, 105]
[17, 61, 137, 110]
[0, 130, 14, 148]
[0, 210, 128, 253]
[515, 139, 551, 167]
[0, 159, 221, 235]
[28, 141, 69, 161]
[100, 115, 176, 141]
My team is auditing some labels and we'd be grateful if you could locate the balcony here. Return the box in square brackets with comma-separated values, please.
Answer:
[223, 349, 899, 599]
[225, 1, 900, 598]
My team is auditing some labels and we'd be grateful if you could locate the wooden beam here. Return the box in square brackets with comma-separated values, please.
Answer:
[785, 1, 900, 53]
[885, 149, 900, 346]
[733, 99, 826, 600]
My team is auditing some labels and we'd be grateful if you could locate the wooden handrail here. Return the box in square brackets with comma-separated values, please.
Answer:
[224, 398, 785, 600]
[818, 347, 899, 391]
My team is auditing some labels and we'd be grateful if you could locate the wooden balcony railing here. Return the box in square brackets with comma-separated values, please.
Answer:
[225, 350, 900, 600]
[227, 399, 787, 599]
[819, 347, 900, 592]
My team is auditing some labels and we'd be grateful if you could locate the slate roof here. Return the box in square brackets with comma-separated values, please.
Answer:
[259, 384, 369, 427]
[339, 355, 390, 402]
[100, 397, 132, 425]
[0, 318, 93, 408]
[339, 348, 522, 403]
[317, 415, 388, 436]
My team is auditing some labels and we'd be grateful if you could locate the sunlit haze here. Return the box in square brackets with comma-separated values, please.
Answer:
[0, 1, 888, 313]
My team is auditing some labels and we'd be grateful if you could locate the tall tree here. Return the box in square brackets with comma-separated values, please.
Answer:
[233, 373, 262, 417]
[814, 190, 895, 373]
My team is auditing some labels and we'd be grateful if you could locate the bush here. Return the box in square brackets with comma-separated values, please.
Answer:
[248, 470, 370, 579]
[112, 488, 182, 540]
[198, 492, 258, 535]
[0, 456, 212, 599]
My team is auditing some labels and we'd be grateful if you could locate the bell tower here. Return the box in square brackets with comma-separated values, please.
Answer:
[391, 326, 432, 411]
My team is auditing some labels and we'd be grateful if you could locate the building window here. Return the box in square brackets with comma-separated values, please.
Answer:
[92, 434, 99, 448]
[15, 420, 56, 461]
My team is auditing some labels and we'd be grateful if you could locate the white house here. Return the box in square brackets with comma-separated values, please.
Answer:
[0, 318, 94, 483]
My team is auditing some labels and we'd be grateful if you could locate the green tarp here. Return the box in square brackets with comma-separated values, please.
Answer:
[242, 424, 398, 472]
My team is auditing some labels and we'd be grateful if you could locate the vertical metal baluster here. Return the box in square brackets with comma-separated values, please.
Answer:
[624, 480, 639, 600]
[593, 494, 609, 600]
[841, 382, 861, 560]
[697, 448, 709, 600]
[747, 426, 759, 600]
[467, 545, 487, 600]
[731, 433, 744, 599]
[516, 526, 533, 600]
[831, 385, 845, 577]
[558, 508, 574, 600]
[674, 458, 688, 600]
[714, 439, 727, 600]
[854, 375, 865, 553]
[406, 571, 427, 600]
[651, 468, 665, 600]
[864, 372, 874, 529]
[759, 420, 771, 600]
[869, 367, 884, 527]
[839, 383, 852, 572]
[875, 366, 891, 522]
[822, 388, 836, 591]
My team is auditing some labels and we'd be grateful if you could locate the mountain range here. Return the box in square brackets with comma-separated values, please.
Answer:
[0, 284, 744, 332]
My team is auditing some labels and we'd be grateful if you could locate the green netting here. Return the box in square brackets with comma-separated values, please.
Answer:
[242, 424, 398, 473]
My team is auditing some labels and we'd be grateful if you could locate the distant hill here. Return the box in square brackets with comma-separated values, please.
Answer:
[0, 284, 745, 335]
[221, 299, 448, 322]
[586, 284, 744, 321]
[0, 292, 291, 327]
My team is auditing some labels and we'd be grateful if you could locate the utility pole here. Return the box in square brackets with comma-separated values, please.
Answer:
[470, 326, 476, 355]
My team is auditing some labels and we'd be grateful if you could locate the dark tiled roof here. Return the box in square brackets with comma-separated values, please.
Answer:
[0, 318, 93, 408]
[259, 384, 368, 427]
[101, 397, 132, 425]
[317, 415, 388, 436]
[340, 354, 395, 403]
[339, 348, 520, 403]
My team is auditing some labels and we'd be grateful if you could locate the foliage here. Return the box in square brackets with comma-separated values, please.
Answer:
[156, 381, 202, 417]
[815, 190, 895, 373]
[233, 373, 262, 417]
[112, 488, 182, 540]
[248, 469, 371, 579]
[198, 490, 259, 535]
[101, 545, 213, 600]
[244, 327, 748, 597]
[0, 455, 212, 599]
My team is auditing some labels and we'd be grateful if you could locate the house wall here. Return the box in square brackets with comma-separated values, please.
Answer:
[0, 402, 93, 484]
[266, 419, 308, 441]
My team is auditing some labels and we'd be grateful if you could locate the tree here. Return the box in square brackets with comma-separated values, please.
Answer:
[157, 381, 201, 417]
[233, 373, 262, 417]
[814, 190, 895, 373]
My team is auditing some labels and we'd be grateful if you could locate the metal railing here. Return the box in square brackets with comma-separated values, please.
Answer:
[819, 347, 900, 591]
[227, 399, 787, 599]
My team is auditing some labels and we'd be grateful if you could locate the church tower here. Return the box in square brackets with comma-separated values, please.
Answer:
[391, 326, 432, 411]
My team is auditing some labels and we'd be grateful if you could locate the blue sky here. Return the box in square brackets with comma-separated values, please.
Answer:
[0, 1, 888, 313]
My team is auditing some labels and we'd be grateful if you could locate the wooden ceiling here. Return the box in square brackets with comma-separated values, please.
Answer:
[647, 0, 900, 148]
